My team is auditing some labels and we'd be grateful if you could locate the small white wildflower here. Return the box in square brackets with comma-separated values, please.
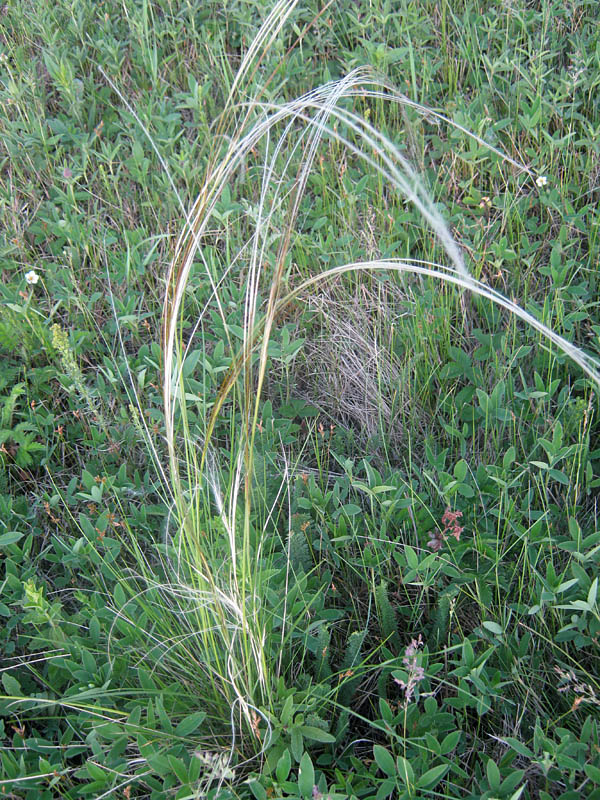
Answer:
[25, 270, 40, 285]
[535, 175, 548, 188]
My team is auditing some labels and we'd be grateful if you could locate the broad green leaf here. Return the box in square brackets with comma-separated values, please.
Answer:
[405, 546, 418, 570]
[500, 770, 526, 795]
[373, 744, 396, 777]
[86, 762, 106, 781]
[454, 459, 468, 482]
[175, 711, 207, 736]
[89, 615, 100, 644]
[146, 753, 172, 776]
[280, 693, 294, 725]
[588, 577, 598, 607]
[155, 694, 174, 732]
[138, 667, 157, 692]
[298, 751, 314, 798]
[81, 649, 96, 674]
[556, 579, 578, 594]
[298, 725, 335, 743]
[548, 468, 569, 485]
[440, 730, 461, 754]
[375, 778, 396, 800]
[486, 758, 501, 792]
[2, 673, 22, 695]
[482, 621, 504, 635]
[341, 504, 361, 516]
[0, 531, 23, 547]
[167, 755, 188, 783]
[291, 727, 303, 762]
[276, 749, 291, 783]
[462, 637, 474, 666]
[249, 779, 267, 800]
[503, 446, 516, 470]
[584, 763, 600, 783]
[396, 756, 414, 785]
[114, 583, 126, 608]
[417, 763, 449, 789]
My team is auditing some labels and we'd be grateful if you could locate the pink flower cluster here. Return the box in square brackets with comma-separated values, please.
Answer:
[393, 634, 425, 706]
[427, 507, 464, 552]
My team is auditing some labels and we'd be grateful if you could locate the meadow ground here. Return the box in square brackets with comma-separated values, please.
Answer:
[1, 1, 600, 798]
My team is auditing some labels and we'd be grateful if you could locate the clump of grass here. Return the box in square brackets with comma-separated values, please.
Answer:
[145, 0, 600, 758]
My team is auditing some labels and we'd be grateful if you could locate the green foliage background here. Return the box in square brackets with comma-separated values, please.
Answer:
[1, 1, 600, 798]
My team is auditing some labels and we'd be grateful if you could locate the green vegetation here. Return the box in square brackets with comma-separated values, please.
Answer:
[1, 1, 600, 798]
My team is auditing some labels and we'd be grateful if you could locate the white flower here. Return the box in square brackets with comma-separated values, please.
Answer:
[536, 175, 548, 188]
[25, 270, 40, 285]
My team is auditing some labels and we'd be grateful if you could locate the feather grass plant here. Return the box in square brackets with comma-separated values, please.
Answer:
[3, 3, 600, 796]
[112, 0, 600, 763]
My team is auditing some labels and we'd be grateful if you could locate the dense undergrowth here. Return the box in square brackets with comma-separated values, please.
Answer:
[1, 1, 600, 798]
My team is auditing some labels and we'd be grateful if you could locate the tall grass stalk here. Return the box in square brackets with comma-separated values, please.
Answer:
[117, 0, 600, 752]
